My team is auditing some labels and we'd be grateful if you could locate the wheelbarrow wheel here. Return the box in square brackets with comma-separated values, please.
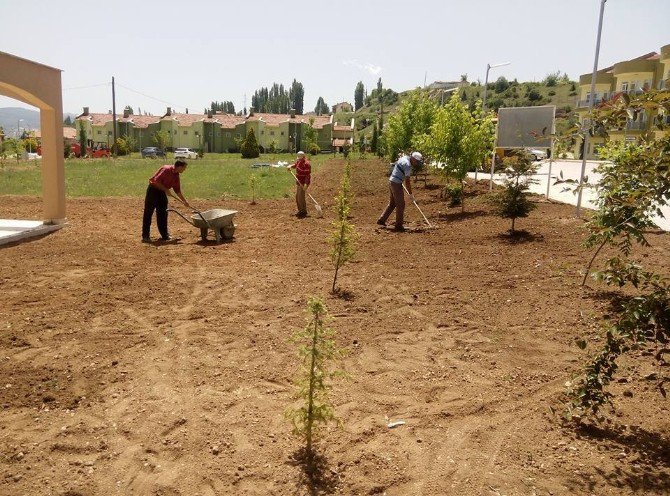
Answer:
[200, 227, 208, 242]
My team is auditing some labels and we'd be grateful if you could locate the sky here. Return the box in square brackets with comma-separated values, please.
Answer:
[1, 0, 668, 119]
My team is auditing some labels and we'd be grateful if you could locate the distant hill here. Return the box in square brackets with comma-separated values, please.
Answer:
[0, 107, 77, 137]
[339, 79, 579, 144]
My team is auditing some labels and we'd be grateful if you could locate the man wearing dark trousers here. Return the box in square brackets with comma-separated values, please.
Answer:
[377, 151, 423, 232]
[142, 159, 190, 242]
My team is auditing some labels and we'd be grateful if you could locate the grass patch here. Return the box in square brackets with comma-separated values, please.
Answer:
[0, 153, 330, 200]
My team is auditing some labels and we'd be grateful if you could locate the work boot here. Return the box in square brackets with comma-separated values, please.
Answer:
[392, 225, 406, 232]
[376, 219, 386, 226]
[142, 236, 151, 243]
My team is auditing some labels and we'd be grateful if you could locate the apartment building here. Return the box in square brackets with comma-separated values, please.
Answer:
[75, 107, 353, 153]
[575, 43, 670, 159]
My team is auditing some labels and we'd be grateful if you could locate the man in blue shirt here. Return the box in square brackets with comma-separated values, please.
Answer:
[377, 151, 423, 232]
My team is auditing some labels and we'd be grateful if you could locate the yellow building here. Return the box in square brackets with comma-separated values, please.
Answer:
[76, 107, 352, 154]
[575, 44, 670, 158]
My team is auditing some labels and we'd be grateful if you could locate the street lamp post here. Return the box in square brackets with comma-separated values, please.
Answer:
[481, 62, 510, 188]
[482, 62, 510, 113]
[576, 0, 607, 217]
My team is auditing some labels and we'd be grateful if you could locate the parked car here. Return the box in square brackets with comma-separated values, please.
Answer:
[141, 147, 166, 158]
[173, 147, 198, 159]
[527, 148, 548, 161]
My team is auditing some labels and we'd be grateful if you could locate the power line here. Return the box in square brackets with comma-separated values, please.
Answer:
[62, 82, 110, 91]
[116, 83, 196, 112]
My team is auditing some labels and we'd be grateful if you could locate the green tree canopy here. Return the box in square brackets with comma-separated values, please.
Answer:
[354, 81, 364, 111]
[314, 97, 329, 116]
[380, 89, 437, 160]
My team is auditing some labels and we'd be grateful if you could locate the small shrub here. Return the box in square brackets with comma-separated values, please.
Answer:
[489, 151, 538, 232]
[240, 128, 260, 158]
[548, 90, 556, 97]
[443, 183, 463, 207]
[308, 142, 320, 155]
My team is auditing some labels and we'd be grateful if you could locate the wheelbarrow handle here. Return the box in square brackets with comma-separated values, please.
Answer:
[167, 207, 196, 226]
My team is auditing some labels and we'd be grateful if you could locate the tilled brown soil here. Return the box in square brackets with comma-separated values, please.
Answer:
[0, 158, 668, 496]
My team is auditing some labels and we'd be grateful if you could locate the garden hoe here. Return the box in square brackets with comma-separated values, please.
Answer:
[402, 184, 433, 228]
[288, 170, 323, 218]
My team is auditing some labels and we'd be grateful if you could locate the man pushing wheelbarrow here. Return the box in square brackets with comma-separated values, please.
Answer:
[141, 159, 191, 243]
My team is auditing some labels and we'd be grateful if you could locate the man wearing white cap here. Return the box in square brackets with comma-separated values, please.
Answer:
[377, 151, 423, 232]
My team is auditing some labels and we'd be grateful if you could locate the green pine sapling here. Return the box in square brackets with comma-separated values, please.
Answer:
[331, 161, 357, 293]
[489, 150, 538, 233]
[285, 297, 343, 461]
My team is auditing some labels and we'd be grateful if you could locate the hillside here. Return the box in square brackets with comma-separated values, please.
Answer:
[0, 107, 77, 136]
[337, 79, 579, 146]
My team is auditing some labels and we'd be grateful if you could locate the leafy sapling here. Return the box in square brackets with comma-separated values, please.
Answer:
[489, 150, 538, 233]
[285, 297, 344, 460]
[249, 173, 258, 205]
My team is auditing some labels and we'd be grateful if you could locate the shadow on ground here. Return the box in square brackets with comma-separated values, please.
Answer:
[289, 447, 339, 495]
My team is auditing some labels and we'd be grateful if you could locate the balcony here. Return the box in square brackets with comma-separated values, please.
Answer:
[626, 120, 647, 131]
[577, 94, 610, 108]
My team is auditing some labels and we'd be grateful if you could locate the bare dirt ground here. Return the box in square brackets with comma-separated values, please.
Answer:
[1, 158, 668, 496]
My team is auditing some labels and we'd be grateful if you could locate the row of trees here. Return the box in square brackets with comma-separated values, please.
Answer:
[208, 101, 236, 114]
[380, 89, 495, 209]
[251, 79, 304, 115]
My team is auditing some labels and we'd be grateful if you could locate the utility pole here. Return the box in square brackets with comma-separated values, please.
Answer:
[576, 0, 607, 218]
[112, 76, 118, 154]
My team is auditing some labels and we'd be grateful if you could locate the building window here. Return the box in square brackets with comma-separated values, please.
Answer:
[225, 132, 231, 137]
[621, 82, 628, 92]
[183, 130, 188, 135]
[97, 130, 101, 135]
[270, 131, 275, 136]
[281, 131, 284, 136]
[261, 131, 264, 135]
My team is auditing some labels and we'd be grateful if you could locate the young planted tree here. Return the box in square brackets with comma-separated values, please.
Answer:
[419, 92, 495, 210]
[562, 88, 670, 419]
[489, 150, 538, 233]
[331, 161, 357, 293]
[286, 297, 343, 461]
[249, 173, 258, 205]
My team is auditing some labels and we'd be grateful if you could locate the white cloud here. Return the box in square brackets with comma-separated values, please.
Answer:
[343, 59, 383, 75]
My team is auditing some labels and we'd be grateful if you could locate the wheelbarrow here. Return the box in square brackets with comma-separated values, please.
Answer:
[168, 207, 237, 243]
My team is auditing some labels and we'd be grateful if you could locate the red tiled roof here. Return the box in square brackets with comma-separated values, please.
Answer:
[332, 138, 351, 146]
[245, 113, 331, 129]
[247, 113, 290, 126]
[119, 114, 162, 128]
[77, 113, 115, 126]
[34, 128, 78, 140]
[215, 114, 246, 128]
[162, 112, 206, 126]
[333, 125, 351, 131]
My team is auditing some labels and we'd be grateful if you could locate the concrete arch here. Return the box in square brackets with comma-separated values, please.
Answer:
[0, 51, 66, 223]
